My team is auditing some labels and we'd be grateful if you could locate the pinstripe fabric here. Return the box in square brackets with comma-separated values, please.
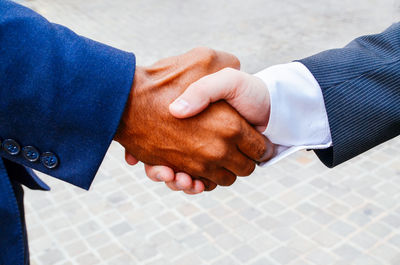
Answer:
[299, 23, 400, 167]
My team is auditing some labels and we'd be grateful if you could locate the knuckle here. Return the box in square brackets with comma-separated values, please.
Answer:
[219, 174, 237, 186]
[221, 67, 235, 75]
[201, 47, 216, 58]
[194, 47, 217, 66]
[193, 163, 207, 175]
[232, 56, 241, 69]
[212, 145, 230, 160]
[261, 141, 276, 162]
[200, 178, 217, 191]
[241, 162, 256, 176]
[201, 141, 230, 161]
[255, 144, 268, 160]
[221, 117, 242, 139]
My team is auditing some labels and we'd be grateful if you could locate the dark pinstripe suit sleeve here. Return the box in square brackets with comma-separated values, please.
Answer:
[299, 23, 400, 168]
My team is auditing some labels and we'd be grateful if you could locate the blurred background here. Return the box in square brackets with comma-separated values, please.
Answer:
[16, 0, 400, 264]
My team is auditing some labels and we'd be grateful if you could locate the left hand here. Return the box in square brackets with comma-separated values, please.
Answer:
[126, 68, 274, 194]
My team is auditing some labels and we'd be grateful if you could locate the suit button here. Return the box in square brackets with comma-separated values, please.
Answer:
[3, 139, 21, 155]
[41, 152, 59, 169]
[22, 146, 40, 162]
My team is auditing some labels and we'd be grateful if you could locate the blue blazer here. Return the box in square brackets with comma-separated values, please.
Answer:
[300, 23, 400, 168]
[0, 1, 135, 264]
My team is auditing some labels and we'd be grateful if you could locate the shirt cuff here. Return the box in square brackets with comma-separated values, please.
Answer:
[254, 62, 332, 166]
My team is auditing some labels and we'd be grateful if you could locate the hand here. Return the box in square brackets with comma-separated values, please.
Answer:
[128, 67, 274, 194]
[115, 48, 274, 191]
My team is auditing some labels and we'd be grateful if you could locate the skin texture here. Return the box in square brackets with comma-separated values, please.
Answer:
[137, 68, 274, 194]
[115, 48, 274, 191]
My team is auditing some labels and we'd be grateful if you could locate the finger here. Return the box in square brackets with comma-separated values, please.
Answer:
[165, 172, 193, 191]
[255, 125, 267, 133]
[258, 138, 276, 163]
[169, 68, 242, 119]
[235, 120, 271, 161]
[175, 172, 194, 190]
[195, 177, 217, 191]
[188, 47, 240, 71]
[165, 181, 181, 191]
[192, 179, 205, 193]
[144, 164, 175, 182]
[183, 180, 205, 195]
[222, 150, 256, 177]
[203, 168, 237, 187]
[125, 151, 139, 165]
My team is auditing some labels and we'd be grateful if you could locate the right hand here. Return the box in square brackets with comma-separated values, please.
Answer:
[137, 67, 275, 194]
[115, 48, 274, 191]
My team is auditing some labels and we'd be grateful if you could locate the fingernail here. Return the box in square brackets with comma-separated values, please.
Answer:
[155, 173, 162, 181]
[176, 182, 185, 190]
[170, 98, 190, 114]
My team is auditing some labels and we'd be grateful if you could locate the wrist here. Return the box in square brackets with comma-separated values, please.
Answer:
[114, 66, 147, 143]
[252, 74, 270, 131]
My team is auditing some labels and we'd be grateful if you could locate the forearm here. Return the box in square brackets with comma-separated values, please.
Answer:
[0, 0, 135, 189]
[300, 23, 400, 167]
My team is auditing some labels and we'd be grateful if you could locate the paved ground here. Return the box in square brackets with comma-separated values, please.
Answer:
[16, 0, 400, 264]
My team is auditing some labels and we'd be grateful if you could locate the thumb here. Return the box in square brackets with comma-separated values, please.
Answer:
[169, 68, 239, 118]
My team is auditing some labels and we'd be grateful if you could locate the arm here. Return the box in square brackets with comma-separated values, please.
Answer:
[299, 23, 400, 167]
[1, 1, 271, 191]
[0, 0, 135, 189]
[143, 23, 400, 193]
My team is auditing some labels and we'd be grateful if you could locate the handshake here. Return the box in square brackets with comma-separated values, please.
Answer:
[114, 47, 275, 194]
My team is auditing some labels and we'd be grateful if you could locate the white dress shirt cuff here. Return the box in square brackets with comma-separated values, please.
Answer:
[254, 62, 332, 166]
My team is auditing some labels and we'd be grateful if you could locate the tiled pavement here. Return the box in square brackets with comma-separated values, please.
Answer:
[16, 0, 400, 264]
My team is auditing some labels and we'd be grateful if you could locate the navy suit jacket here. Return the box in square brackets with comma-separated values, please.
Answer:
[0, 1, 135, 264]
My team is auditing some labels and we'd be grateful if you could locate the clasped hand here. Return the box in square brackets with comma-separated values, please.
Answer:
[114, 47, 274, 193]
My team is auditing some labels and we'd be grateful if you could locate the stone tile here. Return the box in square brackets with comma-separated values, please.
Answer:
[328, 220, 356, 237]
[180, 232, 208, 249]
[216, 234, 243, 251]
[370, 244, 399, 264]
[231, 244, 258, 263]
[131, 243, 158, 262]
[366, 222, 392, 238]
[350, 232, 378, 250]
[250, 257, 276, 265]
[86, 232, 112, 249]
[75, 253, 101, 265]
[270, 246, 298, 264]
[78, 220, 101, 237]
[388, 234, 400, 249]
[287, 236, 316, 254]
[65, 241, 88, 257]
[197, 244, 222, 261]
[382, 213, 400, 228]
[191, 213, 214, 227]
[333, 244, 362, 262]
[249, 235, 280, 253]
[38, 249, 65, 265]
[294, 220, 322, 237]
[203, 222, 228, 238]
[211, 255, 240, 265]
[110, 221, 133, 236]
[240, 206, 263, 221]
[96, 243, 125, 260]
[305, 249, 337, 265]
[312, 230, 341, 248]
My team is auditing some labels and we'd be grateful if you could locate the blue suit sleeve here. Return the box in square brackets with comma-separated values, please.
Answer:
[0, 0, 135, 189]
[299, 23, 400, 167]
